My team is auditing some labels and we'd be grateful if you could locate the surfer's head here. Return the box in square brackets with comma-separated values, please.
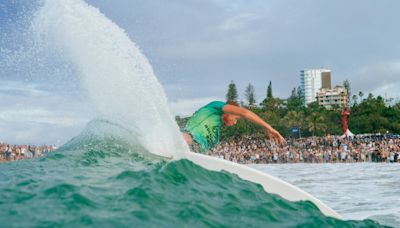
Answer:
[222, 101, 241, 126]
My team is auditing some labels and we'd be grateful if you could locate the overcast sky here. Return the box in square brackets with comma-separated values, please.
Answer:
[90, 0, 400, 109]
[1, 0, 400, 145]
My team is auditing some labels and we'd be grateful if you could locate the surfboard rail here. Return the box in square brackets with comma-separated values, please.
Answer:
[182, 152, 342, 219]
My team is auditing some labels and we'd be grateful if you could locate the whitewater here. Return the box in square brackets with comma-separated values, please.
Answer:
[252, 163, 400, 227]
[0, 0, 390, 227]
[31, 0, 189, 159]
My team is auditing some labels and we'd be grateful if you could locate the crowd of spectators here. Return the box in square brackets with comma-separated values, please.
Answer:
[3, 135, 400, 165]
[209, 135, 400, 164]
[0, 143, 56, 163]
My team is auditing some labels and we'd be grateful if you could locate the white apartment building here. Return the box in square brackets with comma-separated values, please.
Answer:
[300, 69, 331, 105]
[317, 86, 349, 109]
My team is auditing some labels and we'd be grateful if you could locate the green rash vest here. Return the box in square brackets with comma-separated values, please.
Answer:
[184, 101, 226, 151]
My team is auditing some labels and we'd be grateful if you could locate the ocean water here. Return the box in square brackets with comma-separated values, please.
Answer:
[252, 163, 400, 228]
[0, 121, 387, 227]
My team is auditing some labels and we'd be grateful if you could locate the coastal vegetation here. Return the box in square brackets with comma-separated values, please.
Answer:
[176, 80, 400, 140]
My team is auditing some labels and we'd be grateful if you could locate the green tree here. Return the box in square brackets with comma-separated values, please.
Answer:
[307, 113, 327, 136]
[343, 80, 351, 106]
[226, 80, 238, 103]
[261, 97, 284, 112]
[262, 110, 284, 134]
[343, 80, 351, 95]
[267, 81, 273, 99]
[352, 94, 358, 106]
[283, 111, 304, 129]
[297, 86, 305, 104]
[325, 110, 342, 135]
[358, 91, 364, 101]
[244, 83, 256, 106]
[287, 87, 304, 111]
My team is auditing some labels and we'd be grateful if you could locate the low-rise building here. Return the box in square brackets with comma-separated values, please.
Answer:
[317, 86, 348, 109]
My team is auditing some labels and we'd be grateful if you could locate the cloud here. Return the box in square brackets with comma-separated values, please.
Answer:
[0, 108, 87, 127]
[0, 80, 94, 145]
[221, 13, 260, 31]
[0, 80, 48, 97]
[169, 96, 224, 117]
[371, 83, 400, 101]
[350, 60, 400, 96]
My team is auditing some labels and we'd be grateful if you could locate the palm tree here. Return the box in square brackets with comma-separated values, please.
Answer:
[358, 91, 364, 102]
[352, 94, 358, 106]
[307, 113, 327, 136]
[283, 111, 304, 129]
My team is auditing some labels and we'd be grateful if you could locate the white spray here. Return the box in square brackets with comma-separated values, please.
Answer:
[31, 0, 189, 158]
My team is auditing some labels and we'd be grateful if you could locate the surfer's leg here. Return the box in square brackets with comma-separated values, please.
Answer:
[182, 132, 204, 153]
[182, 132, 193, 146]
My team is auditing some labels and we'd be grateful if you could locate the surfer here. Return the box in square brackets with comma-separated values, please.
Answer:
[182, 101, 285, 153]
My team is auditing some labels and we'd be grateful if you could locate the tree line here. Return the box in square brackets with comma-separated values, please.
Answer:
[176, 80, 400, 140]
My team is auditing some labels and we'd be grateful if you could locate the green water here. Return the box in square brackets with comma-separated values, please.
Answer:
[0, 122, 387, 227]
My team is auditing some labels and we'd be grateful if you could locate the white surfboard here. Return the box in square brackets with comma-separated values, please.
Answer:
[183, 152, 342, 219]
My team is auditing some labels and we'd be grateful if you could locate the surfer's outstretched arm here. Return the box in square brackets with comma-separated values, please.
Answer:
[223, 104, 286, 144]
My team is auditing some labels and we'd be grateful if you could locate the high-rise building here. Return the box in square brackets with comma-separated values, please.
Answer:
[300, 69, 331, 105]
[321, 72, 331, 89]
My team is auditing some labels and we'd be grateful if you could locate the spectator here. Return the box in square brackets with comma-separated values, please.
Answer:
[0, 143, 55, 163]
[208, 135, 400, 164]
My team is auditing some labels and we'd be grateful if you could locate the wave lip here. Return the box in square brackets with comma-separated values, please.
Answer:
[31, 0, 189, 159]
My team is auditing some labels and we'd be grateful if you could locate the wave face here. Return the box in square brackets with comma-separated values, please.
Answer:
[31, 0, 189, 158]
[0, 121, 385, 227]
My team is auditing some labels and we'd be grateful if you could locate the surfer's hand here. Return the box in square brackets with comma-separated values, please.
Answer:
[267, 128, 286, 145]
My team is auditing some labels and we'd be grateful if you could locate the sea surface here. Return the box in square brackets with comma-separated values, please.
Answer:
[0, 121, 389, 227]
[251, 163, 400, 228]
